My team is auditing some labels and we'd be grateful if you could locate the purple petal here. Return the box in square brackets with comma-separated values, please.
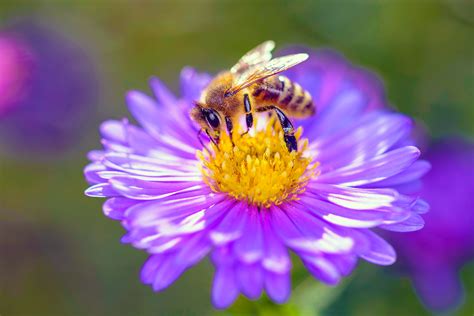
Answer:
[151, 253, 187, 291]
[412, 267, 464, 311]
[100, 120, 127, 144]
[84, 162, 108, 184]
[327, 253, 358, 277]
[318, 146, 420, 186]
[180, 67, 211, 102]
[87, 149, 105, 161]
[126, 91, 163, 138]
[366, 160, 431, 188]
[380, 212, 425, 232]
[149, 77, 178, 108]
[411, 198, 429, 214]
[303, 255, 341, 285]
[233, 206, 264, 263]
[261, 212, 291, 273]
[174, 233, 211, 266]
[103, 152, 199, 176]
[357, 229, 396, 265]
[125, 194, 224, 229]
[109, 176, 206, 200]
[211, 245, 235, 267]
[307, 183, 398, 210]
[103, 197, 140, 220]
[236, 262, 263, 300]
[306, 87, 366, 138]
[271, 204, 354, 254]
[140, 254, 162, 284]
[212, 266, 239, 309]
[84, 183, 118, 198]
[142, 236, 184, 254]
[264, 270, 290, 304]
[299, 194, 410, 228]
[210, 202, 247, 246]
[313, 113, 412, 172]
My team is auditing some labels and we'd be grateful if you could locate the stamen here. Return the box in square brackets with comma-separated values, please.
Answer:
[197, 119, 319, 208]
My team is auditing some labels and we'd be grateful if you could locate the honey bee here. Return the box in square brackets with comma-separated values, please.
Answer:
[190, 40, 315, 151]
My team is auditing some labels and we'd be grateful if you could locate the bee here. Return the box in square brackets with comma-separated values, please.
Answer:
[190, 40, 315, 152]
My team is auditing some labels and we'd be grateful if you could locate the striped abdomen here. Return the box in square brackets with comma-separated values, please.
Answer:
[251, 75, 315, 118]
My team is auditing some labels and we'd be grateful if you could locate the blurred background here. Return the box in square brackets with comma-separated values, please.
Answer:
[0, 1, 473, 315]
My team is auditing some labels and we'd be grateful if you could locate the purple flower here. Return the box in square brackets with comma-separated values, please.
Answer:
[84, 49, 429, 309]
[0, 36, 33, 116]
[0, 20, 97, 154]
[386, 139, 474, 311]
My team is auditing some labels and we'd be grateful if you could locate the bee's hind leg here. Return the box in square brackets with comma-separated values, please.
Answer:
[256, 105, 297, 152]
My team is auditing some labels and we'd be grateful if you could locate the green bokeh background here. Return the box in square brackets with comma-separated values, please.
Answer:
[0, 1, 473, 315]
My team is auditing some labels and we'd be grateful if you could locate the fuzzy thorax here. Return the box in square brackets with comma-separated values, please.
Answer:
[197, 122, 318, 208]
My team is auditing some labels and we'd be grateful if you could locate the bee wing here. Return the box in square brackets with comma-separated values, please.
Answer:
[227, 53, 309, 95]
[230, 40, 275, 74]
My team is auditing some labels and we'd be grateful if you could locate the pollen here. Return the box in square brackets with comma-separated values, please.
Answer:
[197, 120, 319, 208]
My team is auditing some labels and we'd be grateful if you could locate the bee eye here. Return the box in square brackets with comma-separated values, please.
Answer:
[203, 109, 221, 129]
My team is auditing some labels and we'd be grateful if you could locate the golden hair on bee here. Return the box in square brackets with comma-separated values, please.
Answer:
[190, 40, 315, 152]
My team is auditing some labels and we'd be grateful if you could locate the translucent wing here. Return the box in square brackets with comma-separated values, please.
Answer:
[230, 40, 275, 74]
[227, 53, 309, 96]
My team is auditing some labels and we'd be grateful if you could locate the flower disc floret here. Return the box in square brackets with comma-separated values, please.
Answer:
[198, 122, 318, 207]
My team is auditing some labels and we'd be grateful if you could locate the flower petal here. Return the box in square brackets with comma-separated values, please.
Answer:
[264, 270, 290, 304]
[103, 197, 140, 220]
[236, 262, 263, 300]
[366, 160, 431, 188]
[125, 194, 223, 229]
[314, 113, 412, 172]
[140, 254, 162, 284]
[109, 176, 206, 200]
[307, 183, 398, 210]
[151, 253, 187, 291]
[261, 211, 291, 273]
[84, 183, 118, 198]
[318, 146, 420, 186]
[271, 204, 354, 254]
[212, 266, 239, 309]
[149, 77, 178, 108]
[126, 91, 163, 138]
[299, 194, 410, 228]
[357, 229, 396, 265]
[380, 212, 425, 232]
[180, 67, 211, 102]
[412, 267, 464, 311]
[233, 206, 263, 263]
[210, 202, 247, 246]
[303, 255, 341, 285]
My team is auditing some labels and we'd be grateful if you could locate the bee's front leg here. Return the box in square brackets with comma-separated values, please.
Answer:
[225, 116, 235, 146]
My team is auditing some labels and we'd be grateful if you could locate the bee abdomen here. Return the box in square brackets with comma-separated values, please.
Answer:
[252, 76, 315, 118]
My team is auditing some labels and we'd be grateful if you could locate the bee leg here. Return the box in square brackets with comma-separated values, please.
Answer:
[274, 107, 297, 152]
[225, 116, 235, 146]
[257, 105, 297, 152]
[204, 129, 219, 149]
[197, 128, 213, 151]
[241, 94, 254, 136]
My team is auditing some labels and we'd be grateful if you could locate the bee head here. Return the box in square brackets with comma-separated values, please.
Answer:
[190, 102, 222, 142]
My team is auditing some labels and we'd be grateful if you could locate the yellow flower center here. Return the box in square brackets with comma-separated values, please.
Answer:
[197, 120, 319, 208]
